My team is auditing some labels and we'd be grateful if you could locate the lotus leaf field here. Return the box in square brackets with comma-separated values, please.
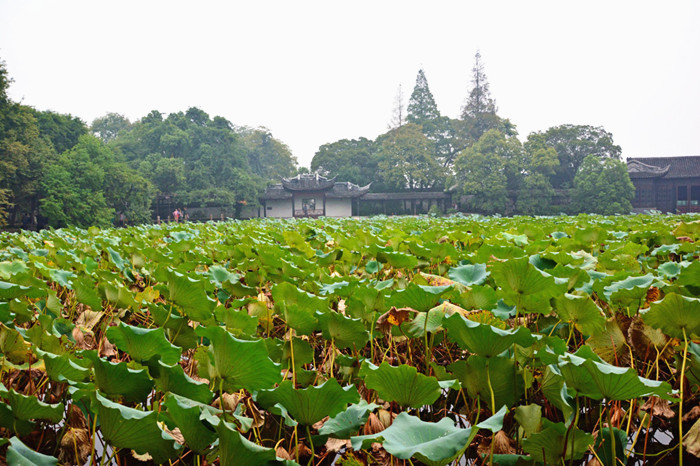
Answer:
[2, 214, 700, 465]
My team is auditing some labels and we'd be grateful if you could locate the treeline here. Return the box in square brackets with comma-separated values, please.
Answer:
[0, 60, 297, 229]
[311, 52, 635, 215]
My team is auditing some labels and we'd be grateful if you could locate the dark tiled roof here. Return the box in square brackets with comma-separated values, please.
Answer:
[281, 174, 336, 191]
[260, 184, 292, 200]
[627, 156, 700, 179]
[362, 192, 451, 201]
[326, 182, 371, 198]
[261, 181, 370, 200]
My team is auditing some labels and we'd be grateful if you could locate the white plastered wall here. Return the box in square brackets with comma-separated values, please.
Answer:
[264, 199, 293, 218]
[324, 198, 352, 217]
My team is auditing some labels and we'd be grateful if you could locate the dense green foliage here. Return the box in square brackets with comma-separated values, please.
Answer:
[0, 60, 297, 228]
[311, 52, 632, 215]
[573, 155, 635, 215]
[1, 214, 700, 464]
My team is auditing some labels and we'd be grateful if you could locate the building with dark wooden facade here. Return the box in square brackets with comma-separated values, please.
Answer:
[627, 156, 700, 213]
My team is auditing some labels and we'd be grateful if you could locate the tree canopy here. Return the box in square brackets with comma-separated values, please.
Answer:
[572, 155, 634, 215]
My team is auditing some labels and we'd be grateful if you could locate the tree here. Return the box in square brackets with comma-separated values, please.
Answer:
[0, 60, 56, 226]
[311, 137, 378, 187]
[461, 51, 496, 119]
[572, 155, 634, 215]
[388, 84, 406, 130]
[407, 69, 440, 124]
[91, 113, 132, 143]
[528, 125, 621, 188]
[239, 127, 297, 181]
[516, 144, 560, 215]
[376, 123, 445, 191]
[453, 129, 522, 214]
[459, 51, 515, 141]
[39, 136, 114, 228]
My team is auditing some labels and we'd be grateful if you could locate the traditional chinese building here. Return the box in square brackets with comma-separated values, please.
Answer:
[259, 173, 371, 218]
[627, 156, 700, 213]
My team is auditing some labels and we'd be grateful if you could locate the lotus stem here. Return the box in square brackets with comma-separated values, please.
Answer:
[607, 405, 616, 466]
[486, 360, 496, 466]
[679, 327, 689, 466]
[306, 424, 315, 466]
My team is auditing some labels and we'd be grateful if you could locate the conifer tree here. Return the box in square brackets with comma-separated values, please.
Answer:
[461, 51, 497, 119]
[407, 69, 440, 124]
[388, 84, 406, 129]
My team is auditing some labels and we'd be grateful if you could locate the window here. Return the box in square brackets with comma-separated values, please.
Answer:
[302, 198, 315, 211]
[678, 186, 688, 206]
[692, 186, 700, 206]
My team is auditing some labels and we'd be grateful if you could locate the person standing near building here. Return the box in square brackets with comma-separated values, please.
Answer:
[173, 209, 180, 223]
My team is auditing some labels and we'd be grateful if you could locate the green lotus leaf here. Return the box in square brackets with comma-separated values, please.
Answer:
[521, 419, 593, 463]
[162, 393, 219, 453]
[318, 400, 379, 439]
[0, 323, 31, 364]
[593, 427, 627, 466]
[489, 455, 534, 465]
[643, 293, 700, 339]
[443, 313, 535, 357]
[448, 263, 489, 286]
[82, 351, 154, 402]
[457, 285, 498, 311]
[4, 389, 64, 424]
[272, 282, 329, 334]
[449, 355, 523, 411]
[105, 321, 181, 365]
[0, 281, 32, 301]
[476, 405, 508, 432]
[94, 391, 181, 464]
[360, 362, 442, 408]
[0, 401, 33, 435]
[403, 305, 450, 338]
[34, 349, 89, 383]
[316, 248, 343, 266]
[0, 261, 30, 280]
[207, 265, 240, 288]
[376, 250, 418, 269]
[602, 273, 655, 309]
[150, 360, 213, 404]
[216, 418, 280, 466]
[256, 379, 359, 425]
[6, 436, 58, 466]
[101, 281, 139, 310]
[167, 269, 217, 323]
[676, 260, 700, 296]
[553, 294, 605, 335]
[540, 366, 574, 421]
[195, 325, 281, 392]
[388, 283, 451, 311]
[490, 257, 563, 312]
[586, 318, 628, 364]
[351, 411, 480, 466]
[215, 306, 259, 337]
[657, 261, 684, 279]
[320, 312, 369, 350]
[557, 352, 674, 400]
[149, 303, 198, 350]
[514, 404, 542, 438]
[72, 275, 102, 311]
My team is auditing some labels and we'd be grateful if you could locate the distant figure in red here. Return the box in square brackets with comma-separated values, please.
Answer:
[173, 209, 180, 223]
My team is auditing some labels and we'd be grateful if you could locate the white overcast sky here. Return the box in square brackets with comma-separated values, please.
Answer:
[1, 0, 698, 168]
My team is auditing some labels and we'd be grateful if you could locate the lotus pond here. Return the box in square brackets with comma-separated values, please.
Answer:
[2, 214, 700, 465]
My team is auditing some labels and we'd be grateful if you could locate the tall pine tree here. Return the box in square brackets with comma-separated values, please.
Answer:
[407, 69, 440, 124]
[461, 51, 497, 119]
